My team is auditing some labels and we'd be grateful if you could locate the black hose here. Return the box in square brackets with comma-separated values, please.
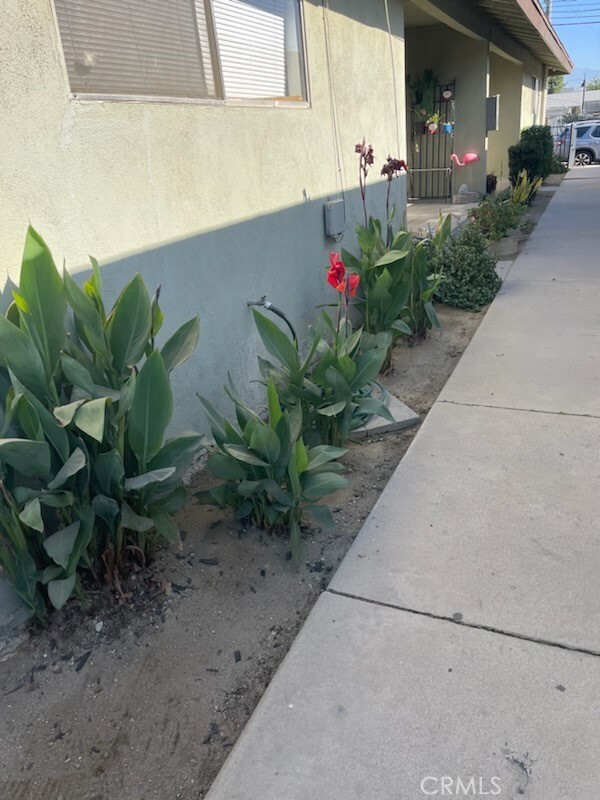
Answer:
[264, 304, 298, 346]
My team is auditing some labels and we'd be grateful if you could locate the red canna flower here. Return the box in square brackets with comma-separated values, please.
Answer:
[347, 273, 360, 298]
[327, 252, 346, 290]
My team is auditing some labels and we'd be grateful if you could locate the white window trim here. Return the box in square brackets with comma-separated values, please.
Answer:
[50, 0, 311, 109]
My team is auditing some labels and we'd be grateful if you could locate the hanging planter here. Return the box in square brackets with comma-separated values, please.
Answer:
[426, 113, 440, 134]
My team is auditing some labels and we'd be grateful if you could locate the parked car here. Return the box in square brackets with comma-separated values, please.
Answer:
[554, 120, 600, 165]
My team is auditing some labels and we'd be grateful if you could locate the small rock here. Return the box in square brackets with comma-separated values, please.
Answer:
[234, 650, 241, 663]
[95, 621, 104, 633]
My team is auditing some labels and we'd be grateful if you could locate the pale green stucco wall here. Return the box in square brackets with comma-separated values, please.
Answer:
[488, 52, 523, 184]
[0, 0, 407, 430]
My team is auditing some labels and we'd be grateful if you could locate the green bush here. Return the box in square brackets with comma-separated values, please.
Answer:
[0, 227, 201, 618]
[433, 224, 501, 311]
[468, 196, 524, 240]
[508, 125, 554, 184]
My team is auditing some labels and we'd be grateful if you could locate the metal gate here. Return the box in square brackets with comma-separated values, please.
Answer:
[409, 81, 455, 200]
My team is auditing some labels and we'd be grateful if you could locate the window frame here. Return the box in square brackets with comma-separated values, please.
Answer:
[50, 0, 311, 109]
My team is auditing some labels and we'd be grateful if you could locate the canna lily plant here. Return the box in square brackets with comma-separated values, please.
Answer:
[253, 254, 392, 447]
[345, 140, 452, 362]
[0, 227, 201, 618]
[197, 380, 347, 562]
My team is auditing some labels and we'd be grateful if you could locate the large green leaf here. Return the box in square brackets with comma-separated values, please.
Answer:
[48, 575, 76, 610]
[224, 444, 270, 468]
[306, 445, 347, 471]
[66, 507, 94, 575]
[92, 495, 120, 528]
[43, 521, 80, 569]
[149, 506, 180, 544]
[373, 248, 410, 268]
[9, 374, 69, 463]
[124, 468, 176, 491]
[14, 395, 44, 441]
[0, 316, 48, 399]
[19, 498, 44, 532]
[63, 269, 108, 357]
[301, 471, 347, 501]
[350, 349, 387, 392]
[148, 432, 202, 472]
[47, 447, 87, 490]
[74, 398, 107, 442]
[0, 438, 51, 479]
[17, 227, 67, 380]
[161, 316, 200, 373]
[54, 399, 85, 427]
[249, 423, 281, 465]
[252, 309, 299, 373]
[61, 353, 96, 396]
[94, 449, 125, 495]
[128, 351, 173, 469]
[121, 501, 154, 532]
[13, 551, 42, 614]
[108, 274, 152, 373]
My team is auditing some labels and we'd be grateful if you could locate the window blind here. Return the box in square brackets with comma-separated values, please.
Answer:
[54, 0, 218, 98]
[211, 0, 289, 99]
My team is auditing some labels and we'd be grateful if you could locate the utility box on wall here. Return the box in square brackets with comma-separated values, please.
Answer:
[323, 197, 345, 239]
[486, 95, 500, 132]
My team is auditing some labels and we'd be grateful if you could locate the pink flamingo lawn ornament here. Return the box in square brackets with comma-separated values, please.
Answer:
[450, 152, 479, 167]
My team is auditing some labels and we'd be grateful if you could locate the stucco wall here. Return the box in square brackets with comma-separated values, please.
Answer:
[488, 52, 523, 184]
[0, 0, 407, 431]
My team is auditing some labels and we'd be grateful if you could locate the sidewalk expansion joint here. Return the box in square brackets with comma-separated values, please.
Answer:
[438, 399, 600, 421]
[327, 588, 600, 659]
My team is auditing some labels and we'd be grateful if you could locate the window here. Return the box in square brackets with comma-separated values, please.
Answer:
[576, 126, 592, 139]
[592, 126, 600, 138]
[53, 0, 307, 103]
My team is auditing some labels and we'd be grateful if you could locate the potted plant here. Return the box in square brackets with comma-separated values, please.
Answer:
[426, 112, 441, 134]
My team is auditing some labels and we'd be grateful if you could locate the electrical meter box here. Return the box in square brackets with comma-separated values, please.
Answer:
[324, 198, 345, 238]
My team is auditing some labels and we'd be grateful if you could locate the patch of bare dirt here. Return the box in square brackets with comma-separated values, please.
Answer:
[0, 304, 485, 800]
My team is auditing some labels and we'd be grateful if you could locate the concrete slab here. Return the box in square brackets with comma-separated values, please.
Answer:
[206, 592, 600, 800]
[495, 259, 513, 280]
[439, 279, 600, 415]
[352, 392, 419, 439]
[330, 402, 600, 652]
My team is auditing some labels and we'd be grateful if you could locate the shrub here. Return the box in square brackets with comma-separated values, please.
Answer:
[197, 380, 347, 561]
[468, 196, 524, 240]
[0, 227, 201, 618]
[433, 224, 501, 311]
[508, 125, 554, 184]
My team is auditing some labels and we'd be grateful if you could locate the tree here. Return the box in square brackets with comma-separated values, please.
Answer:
[548, 75, 566, 94]
[585, 76, 600, 91]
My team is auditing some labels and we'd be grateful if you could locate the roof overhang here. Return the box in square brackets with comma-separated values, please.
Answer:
[473, 0, 572, 73]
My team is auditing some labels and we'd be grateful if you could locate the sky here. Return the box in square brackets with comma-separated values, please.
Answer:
[550, 0, 600, 86]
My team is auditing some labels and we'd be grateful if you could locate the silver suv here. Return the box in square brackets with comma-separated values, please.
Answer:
[555, 120, 600, 166]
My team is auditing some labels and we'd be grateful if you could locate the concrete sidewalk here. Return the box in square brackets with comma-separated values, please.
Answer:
[207, 168, 600, 799]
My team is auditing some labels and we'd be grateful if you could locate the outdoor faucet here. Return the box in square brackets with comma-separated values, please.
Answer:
[246, 295, 298, 345]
